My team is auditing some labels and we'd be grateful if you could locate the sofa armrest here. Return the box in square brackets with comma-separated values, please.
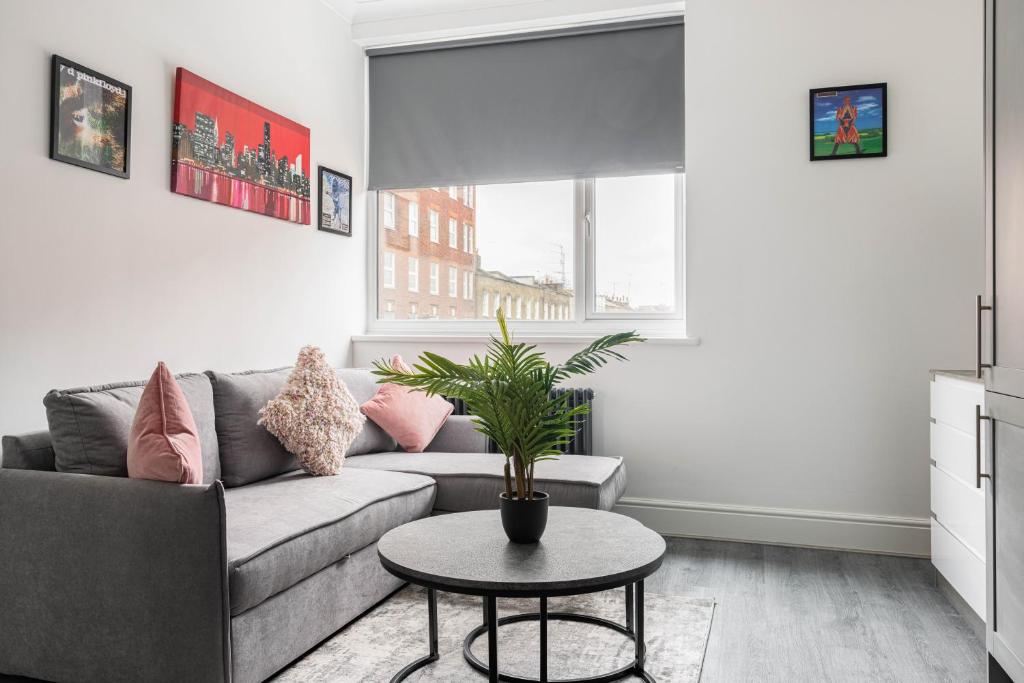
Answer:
[426, 414, 488, 453]
[1, 431, 56, 471]
[0, 470, 230, 683]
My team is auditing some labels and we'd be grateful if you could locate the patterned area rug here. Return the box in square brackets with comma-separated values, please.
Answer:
[273, 585, 715, 682]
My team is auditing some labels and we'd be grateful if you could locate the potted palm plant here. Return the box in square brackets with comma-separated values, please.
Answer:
[372, 309, 643, 543]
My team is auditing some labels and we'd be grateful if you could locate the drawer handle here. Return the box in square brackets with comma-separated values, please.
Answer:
[977, 295, 992, 379]
[977, 404, 991, 488]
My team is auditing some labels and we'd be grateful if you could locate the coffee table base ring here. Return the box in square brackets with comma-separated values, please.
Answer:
[462, 611, 656, 683]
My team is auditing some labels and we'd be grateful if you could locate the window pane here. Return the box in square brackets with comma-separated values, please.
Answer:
[593, 174, 678, 314]
[377, 181, 574, 320]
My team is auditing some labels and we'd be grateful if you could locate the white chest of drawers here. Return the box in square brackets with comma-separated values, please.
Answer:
[929, 371, 986, 621]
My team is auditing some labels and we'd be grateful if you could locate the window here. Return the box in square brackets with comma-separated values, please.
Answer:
[408, 257, 419, 292]
[448, 186, 457, 199]
[593, 174, 679, 314]
[408, 201, 419, 236]
[381, 192, 395, 228]
[449, 306, 457, 318]
[382, 252, 395, 288]
[430, 304, 438, 318]
[372, 175, 682, 327]
[409, 302, 418, 318]
[429, 210, 439, 243]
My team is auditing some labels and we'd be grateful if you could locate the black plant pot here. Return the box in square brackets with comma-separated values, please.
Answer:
[499, 491, 549, 543]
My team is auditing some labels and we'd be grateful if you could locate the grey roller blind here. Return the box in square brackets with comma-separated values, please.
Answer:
[367, 19, 684, 190]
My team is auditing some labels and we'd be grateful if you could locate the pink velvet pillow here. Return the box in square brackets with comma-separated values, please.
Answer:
[127, 362, 203, 484]
[361, 355, 454, 453]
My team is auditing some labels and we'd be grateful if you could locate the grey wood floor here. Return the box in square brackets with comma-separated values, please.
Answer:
[647, 537, 986, 683]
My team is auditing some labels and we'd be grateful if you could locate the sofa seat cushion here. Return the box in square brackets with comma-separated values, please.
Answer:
[223, 468, 436, 615]
[345, 452, 626, 512]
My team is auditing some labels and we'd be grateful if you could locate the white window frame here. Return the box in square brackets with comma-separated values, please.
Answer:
[366, 175, 686, 336]
[382, 192, 395, 229]
[463, 223, 473, 254]
[382, 251, 395, 289]
[407, 256, 419, 293]
[408, 201, 419, 236]
[448, 217, 458, 248]
[448, 186, 457, 199]
[463, 271, 473, 299]
[428, 210, 439, 243]
[448, 266, 458, 297]
[429, 261, 439, 295]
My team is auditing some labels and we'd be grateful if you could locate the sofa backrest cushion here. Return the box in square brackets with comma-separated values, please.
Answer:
[43, 373, 221, 483]
[337, 368, 398, 456]
[207, 368, 298, 488]
[206, 367, 397, 487]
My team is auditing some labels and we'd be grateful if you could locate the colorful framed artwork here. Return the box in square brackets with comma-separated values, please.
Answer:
[809, 83, 887, 161]
[318, 166, 352, 237]
[171, 68, 310, 224]
[50, 55, 132, 178]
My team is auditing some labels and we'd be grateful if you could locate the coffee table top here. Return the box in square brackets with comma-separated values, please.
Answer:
[377, 507, 666, 597]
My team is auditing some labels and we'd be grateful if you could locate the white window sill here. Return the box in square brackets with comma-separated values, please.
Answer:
[351, 333, 700, 346]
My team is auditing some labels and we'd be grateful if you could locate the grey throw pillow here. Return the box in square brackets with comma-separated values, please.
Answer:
[206, 368, 299, 487]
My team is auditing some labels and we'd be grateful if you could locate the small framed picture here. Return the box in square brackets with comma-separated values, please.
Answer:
[50, 55, 132, 178]
[318, 166, 352, 236]
[809, 82, 886, 161]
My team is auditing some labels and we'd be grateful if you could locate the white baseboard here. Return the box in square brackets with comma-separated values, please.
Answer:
[614, 497, 931, 557]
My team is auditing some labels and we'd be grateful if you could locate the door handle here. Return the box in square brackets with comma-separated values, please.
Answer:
[977, 404, 992, 488]
[978, 294, 992, 379]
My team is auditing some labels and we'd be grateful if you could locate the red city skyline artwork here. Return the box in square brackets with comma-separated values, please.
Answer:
[171, 68, 311, 224]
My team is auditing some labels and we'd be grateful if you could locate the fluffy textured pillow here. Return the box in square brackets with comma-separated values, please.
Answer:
[361, 355, 454, 453]
[127, 362, 203, 484]
[258, 346, 365, 476]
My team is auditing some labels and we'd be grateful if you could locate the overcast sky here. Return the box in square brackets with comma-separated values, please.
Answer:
[475, 174, 677, 308]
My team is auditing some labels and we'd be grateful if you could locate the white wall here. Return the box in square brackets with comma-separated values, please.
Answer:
[354, 0, 985, 555]
[0, 0, 366, 435]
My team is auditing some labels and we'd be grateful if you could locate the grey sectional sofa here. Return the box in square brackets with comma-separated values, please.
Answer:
[0, 367, 626, 683]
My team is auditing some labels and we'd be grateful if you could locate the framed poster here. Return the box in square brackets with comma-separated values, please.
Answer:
[50, 55, 132, 178]
[318, 166, 352, 236]
[809, 83, 887, 161]
[170, 68, 311, 224]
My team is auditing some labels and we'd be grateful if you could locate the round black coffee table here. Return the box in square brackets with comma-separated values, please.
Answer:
[377, 506, 666, 683]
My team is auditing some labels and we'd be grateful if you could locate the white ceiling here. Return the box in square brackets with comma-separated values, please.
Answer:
[322, 0, 684, 46]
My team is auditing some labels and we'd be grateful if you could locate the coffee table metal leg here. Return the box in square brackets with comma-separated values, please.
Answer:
[539, 597, 549, 682]
[635, 580, 655, 683]
[486, 596, 499, 682]
[625, 583, 635, 634]
[389, 588, 439, 682]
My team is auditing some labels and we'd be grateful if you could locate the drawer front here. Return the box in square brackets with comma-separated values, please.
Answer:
[930, 464, 985, 557]
[930, 378, 984, 434]
[932, 520, 986, 620]
[930, 421, 983, 487]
